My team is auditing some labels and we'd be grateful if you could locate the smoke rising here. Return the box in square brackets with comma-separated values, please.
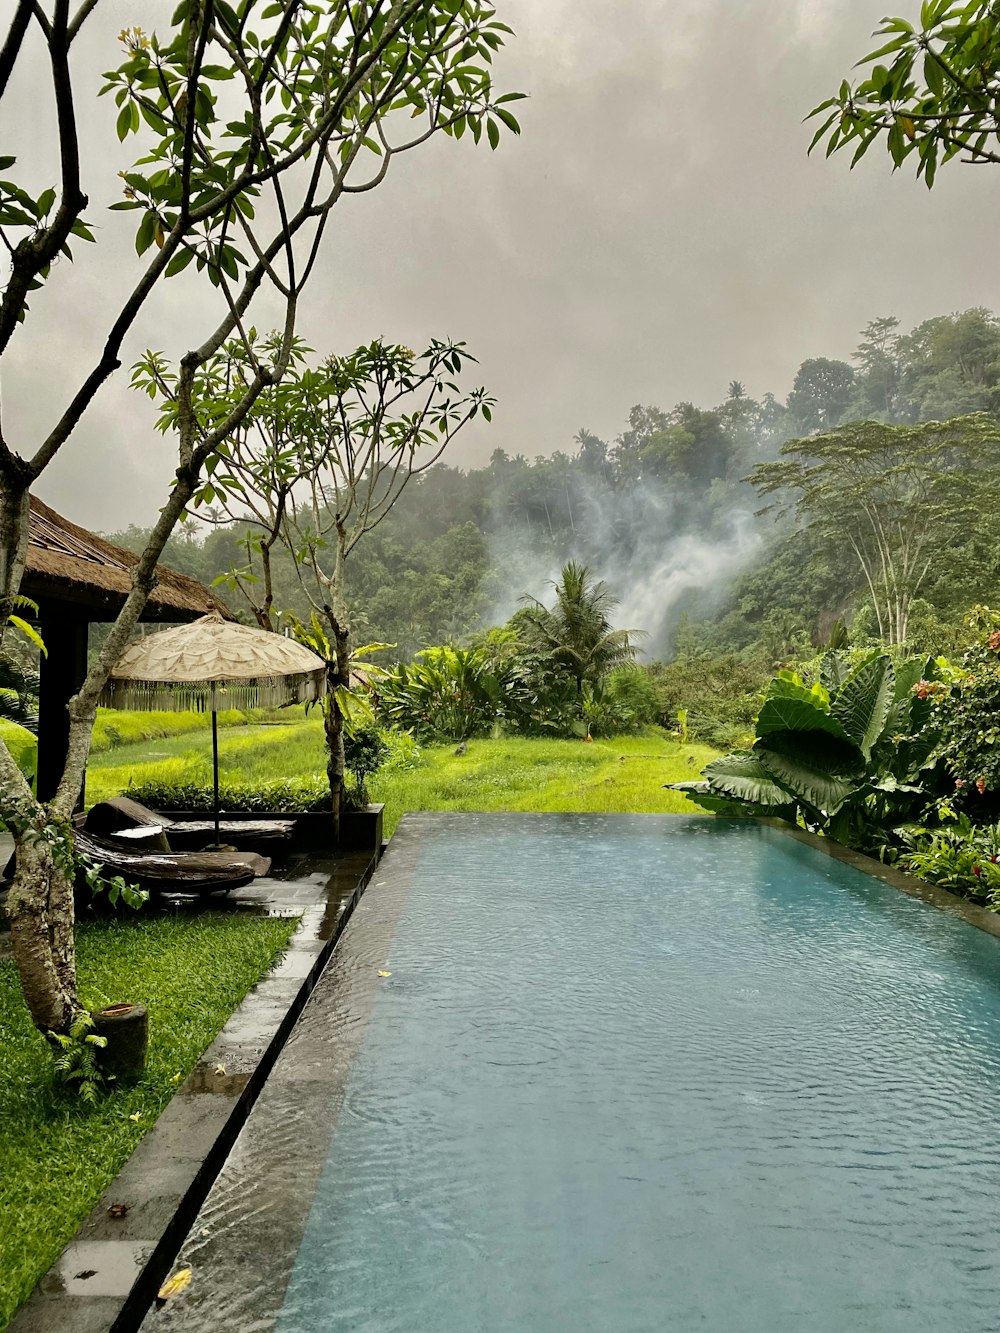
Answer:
[485, 473, 763, 659]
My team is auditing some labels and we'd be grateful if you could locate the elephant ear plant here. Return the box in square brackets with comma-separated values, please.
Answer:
[669, 650, 946, 855]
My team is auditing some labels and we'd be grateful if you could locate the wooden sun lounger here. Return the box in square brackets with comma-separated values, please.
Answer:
[74, 828, 269, 895]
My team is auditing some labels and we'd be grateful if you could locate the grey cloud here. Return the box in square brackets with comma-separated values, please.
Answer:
[3, 1, 997, 529]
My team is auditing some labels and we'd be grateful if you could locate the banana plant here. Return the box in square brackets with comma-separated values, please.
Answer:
[669, 650, 946, 852]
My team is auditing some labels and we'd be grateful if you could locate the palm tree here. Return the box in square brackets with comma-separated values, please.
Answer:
[520, 562, 639, 697]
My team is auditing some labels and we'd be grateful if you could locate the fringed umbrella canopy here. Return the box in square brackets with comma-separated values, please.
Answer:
[100, 613, 327, 711]
[100, 614, 328, 845]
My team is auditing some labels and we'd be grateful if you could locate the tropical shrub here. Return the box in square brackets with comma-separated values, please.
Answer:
[582, 667, 660, 737]
[375, 643, 520, 741]
[897, 817, 1000, 906]
[0, 653, 39, 735]
[670, 649, 947, 854]
[124, 777, 331, 814]
[925, 606, 1000, 819]
[343, 726, 391, 805]
[646, 652, 767, 750]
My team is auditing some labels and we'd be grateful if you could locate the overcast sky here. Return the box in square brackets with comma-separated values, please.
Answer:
[3, 0, 998, 530]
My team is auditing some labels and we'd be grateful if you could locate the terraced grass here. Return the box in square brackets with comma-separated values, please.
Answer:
[86, 722, 715, 835]
[368, 733, 718, 836]
[85, 718, 325, 807]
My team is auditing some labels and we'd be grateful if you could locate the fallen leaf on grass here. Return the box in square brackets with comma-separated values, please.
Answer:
[157, 1268, 192, 1302]
[128, 1112, 141, 1123]
[106, 1203, 131, 1219]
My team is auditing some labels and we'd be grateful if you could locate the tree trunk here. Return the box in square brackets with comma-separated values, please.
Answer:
[323, 692, 345, 846]
[322, 610, 352, 846]
[6, 834, 77, 1034]
[0, 477, 31, 647]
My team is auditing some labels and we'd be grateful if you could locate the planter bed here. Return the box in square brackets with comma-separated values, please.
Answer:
[156, 804, 384, 854]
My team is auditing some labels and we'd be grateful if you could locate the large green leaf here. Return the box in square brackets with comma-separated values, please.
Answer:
[767, 670, 831, 710]
[820, 650, 848, 694]
[665, 778, 789, 818]
[755, 693, 850, 742]
[757, 730, 864, 815]
[830, 653, 893, 758]
[885, 654, 936, 737]
[701, 750, 795, 806]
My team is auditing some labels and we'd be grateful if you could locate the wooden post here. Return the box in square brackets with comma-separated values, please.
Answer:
[36, 612, 88, 806]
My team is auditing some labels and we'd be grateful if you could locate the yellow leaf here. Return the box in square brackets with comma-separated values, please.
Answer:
[128, 1112, 141, 1122]
[378, 970, 392, 978]
[214, 1063, 226, 1075]
[157, 1268, 192, 1302]
[900, 115, 916, 141]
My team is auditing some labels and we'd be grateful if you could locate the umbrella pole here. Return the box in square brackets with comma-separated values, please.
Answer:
[212, 709, 220, 845]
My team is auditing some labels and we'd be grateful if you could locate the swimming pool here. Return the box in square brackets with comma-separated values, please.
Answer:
[148, 813, 1000, 1332]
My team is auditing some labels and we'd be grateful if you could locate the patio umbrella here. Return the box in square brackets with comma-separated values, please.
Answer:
[100, 613, 327, 843]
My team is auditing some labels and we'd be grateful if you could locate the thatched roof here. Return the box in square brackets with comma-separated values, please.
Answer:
[21, 495, 230, 622]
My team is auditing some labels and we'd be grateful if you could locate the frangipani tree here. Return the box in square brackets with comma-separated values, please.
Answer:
[0, 0, 520, 1035]
[809, 1, 1000, 186]
[151, 333, 494, 833]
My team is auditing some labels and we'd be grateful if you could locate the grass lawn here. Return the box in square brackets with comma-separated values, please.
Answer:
[368, 733, 720, 836]
[0, 911, 297, 1330]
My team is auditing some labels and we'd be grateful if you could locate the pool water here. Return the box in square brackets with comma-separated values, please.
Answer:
[269, 815, 1000, 1332]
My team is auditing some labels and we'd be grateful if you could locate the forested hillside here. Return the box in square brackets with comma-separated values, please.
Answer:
[107, 306, 1000, 667]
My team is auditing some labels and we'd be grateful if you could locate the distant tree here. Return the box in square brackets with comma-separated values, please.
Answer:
[895, 309, 1000, 420]
[519, 561, 639, 698]
[809, 2, 1000, 186]
[748, 414, 1000, 646]
[851, 316, 901, 419]
[612, 402, 732, 487]
[786, 358, 855, 433]
[574, 427, 610, 477]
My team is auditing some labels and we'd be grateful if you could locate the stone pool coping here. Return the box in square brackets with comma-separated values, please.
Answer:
[9, 848, 378, 1333]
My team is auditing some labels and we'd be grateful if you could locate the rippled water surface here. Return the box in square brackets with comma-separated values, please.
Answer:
[277, 816, 1000, 1332]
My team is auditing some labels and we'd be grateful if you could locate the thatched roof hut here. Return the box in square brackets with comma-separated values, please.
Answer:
[16, 496, 231, 801]
[23, 495, 230, 622]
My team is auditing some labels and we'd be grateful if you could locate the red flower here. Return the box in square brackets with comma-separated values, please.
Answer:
[973, 865, 982, 877]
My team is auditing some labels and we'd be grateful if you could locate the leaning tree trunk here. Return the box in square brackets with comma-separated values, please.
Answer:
[6, 833, 77, 1034]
